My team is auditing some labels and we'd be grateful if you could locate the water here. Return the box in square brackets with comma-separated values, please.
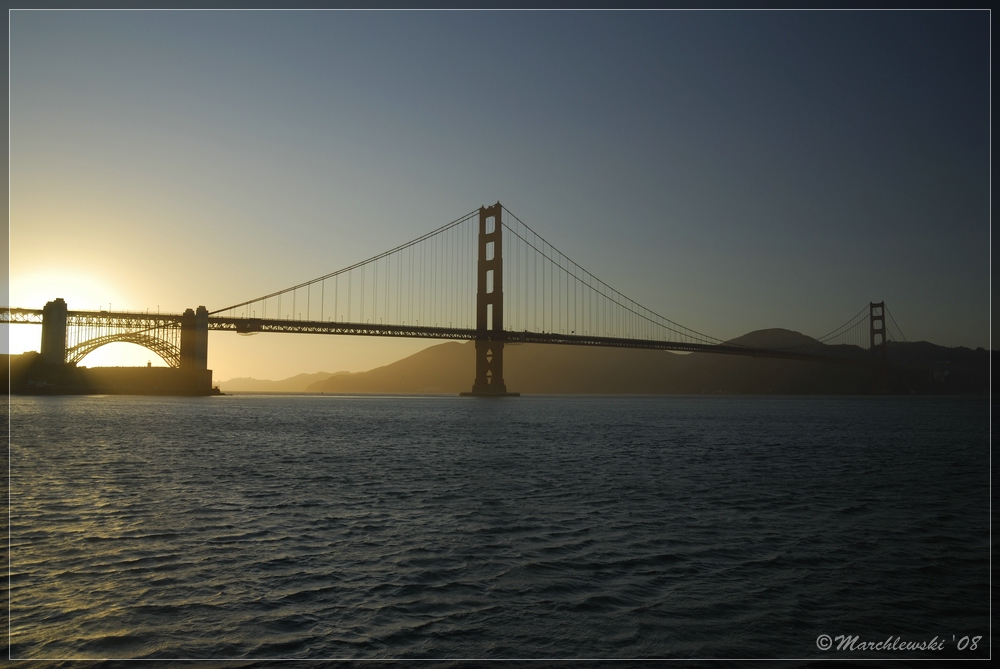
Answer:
[6, 394, 991, 660]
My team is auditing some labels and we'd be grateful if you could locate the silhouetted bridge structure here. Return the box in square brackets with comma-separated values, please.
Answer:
[3, 203, 906, 395]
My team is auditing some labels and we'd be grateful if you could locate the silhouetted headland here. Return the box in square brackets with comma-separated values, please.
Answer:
[219, 329, 990, 396]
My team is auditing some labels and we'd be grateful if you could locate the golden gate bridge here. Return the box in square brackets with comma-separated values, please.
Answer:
[2, 203, 907, 395]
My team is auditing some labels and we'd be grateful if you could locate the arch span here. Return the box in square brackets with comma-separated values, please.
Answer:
[67, 333, 181, 368]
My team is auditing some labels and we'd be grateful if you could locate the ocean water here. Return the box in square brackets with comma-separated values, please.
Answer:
[6, 394, 991, 660]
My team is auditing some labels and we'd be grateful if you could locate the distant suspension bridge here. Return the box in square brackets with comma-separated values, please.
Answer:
[2, 203, 907, 395]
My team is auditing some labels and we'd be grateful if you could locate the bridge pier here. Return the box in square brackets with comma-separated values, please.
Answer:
[464, 202, 518, 396]
[41, 298, 68, 364]
[180, 306, 213, 393]
[16, 300, 215, 395]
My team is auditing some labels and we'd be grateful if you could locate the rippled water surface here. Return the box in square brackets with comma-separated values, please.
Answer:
[7, 394, 990, 659]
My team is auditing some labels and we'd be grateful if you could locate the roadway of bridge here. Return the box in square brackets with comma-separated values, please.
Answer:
[2, 308, 872, 367]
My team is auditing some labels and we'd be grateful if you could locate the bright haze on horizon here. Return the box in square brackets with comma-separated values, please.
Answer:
[6, 10, 990, 381]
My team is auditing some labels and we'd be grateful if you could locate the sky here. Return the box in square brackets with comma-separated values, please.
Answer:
[5, 9, 991, 381]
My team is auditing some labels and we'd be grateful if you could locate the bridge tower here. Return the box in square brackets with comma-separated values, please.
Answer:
[180, 305, 212, 392]
[40, 298, 68, 364]
[466, 203, 517, 396]
[869, 301, 888, 393]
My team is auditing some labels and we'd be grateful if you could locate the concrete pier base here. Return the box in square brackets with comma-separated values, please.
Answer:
[9, 353, 219, 396]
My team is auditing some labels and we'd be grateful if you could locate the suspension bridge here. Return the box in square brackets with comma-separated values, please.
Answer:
[3, 203, 906, 395]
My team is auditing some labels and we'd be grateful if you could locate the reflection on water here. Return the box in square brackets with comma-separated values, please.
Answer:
[8, 394, 990, 659]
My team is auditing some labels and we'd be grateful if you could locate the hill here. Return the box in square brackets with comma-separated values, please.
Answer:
[218, 371, 342, 392]
[304, 329, 989, 395]
[307, 342, 476, 394]
[725, 328, 822, 349]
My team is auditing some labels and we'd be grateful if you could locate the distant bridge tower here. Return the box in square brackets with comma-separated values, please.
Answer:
[466, 203, 517, 396]
[869, 301, 888, 393]
[41, 298, 68, 364]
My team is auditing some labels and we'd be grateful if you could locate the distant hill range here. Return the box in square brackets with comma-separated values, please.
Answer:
[219, 371, 345, 392]
[218, 329, 991, 395]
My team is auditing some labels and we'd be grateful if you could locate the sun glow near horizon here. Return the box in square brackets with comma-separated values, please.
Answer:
[6, 270, 140, 359]
[9, 270, 135, 312]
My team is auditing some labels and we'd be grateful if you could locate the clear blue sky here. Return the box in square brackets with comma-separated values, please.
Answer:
[6, 10, 991, 379]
